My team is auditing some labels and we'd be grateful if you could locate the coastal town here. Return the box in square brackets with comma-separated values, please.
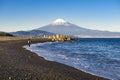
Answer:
[42, 34, 74, 41]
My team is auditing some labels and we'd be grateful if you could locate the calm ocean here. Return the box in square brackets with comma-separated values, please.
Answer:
[24, 38, 120, 80]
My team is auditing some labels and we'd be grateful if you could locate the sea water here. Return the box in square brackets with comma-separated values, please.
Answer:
[24, 38, 120, 80]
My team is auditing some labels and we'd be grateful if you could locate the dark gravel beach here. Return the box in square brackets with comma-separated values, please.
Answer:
[0, 38, 109, 80]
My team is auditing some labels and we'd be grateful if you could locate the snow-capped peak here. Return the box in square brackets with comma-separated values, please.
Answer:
[52, 18, 69, 26]
[53, 19, 66, 23]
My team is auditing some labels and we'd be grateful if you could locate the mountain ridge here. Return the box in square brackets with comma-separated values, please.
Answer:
[0, 31, 13, 36]
[11, 30, 55, 37]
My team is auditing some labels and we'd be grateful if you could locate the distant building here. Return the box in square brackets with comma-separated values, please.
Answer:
[41, 34, 73, 41]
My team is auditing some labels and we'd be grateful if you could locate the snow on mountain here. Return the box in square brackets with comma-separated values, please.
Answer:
[53, 19, 66, 24]
[51, 18, 70, 26]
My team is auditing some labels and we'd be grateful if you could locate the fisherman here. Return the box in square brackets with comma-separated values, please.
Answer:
[28, 39, 31, 47]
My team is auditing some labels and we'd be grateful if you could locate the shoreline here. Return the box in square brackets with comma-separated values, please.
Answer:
[24, 41, 111, 80]
[0, 38, 109, 80]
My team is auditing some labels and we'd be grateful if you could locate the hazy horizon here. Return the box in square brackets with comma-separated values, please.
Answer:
[0, 0, 120, 32]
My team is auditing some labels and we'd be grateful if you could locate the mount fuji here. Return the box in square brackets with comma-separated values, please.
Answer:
[38, 19, 120, 38]
[11, 19, 120, 38]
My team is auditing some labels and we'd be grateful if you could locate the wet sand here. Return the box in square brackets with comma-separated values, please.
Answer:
[0, 38, 109, 80]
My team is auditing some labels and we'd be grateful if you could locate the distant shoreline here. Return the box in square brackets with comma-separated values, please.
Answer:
[0, 37, 109, 80]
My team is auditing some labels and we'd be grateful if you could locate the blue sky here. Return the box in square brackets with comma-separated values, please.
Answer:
[0, 0, 120, 32]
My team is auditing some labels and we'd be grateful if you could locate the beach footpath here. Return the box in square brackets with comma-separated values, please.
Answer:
[0, 37, 109, 80]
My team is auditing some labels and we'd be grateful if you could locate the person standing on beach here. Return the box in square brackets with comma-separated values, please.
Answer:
[28, 39, 31, 47]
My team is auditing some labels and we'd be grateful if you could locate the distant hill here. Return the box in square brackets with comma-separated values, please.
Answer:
[0, 32, 13, 36]
[11, 30, 55, 37]
[38, 19, 120, 38]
